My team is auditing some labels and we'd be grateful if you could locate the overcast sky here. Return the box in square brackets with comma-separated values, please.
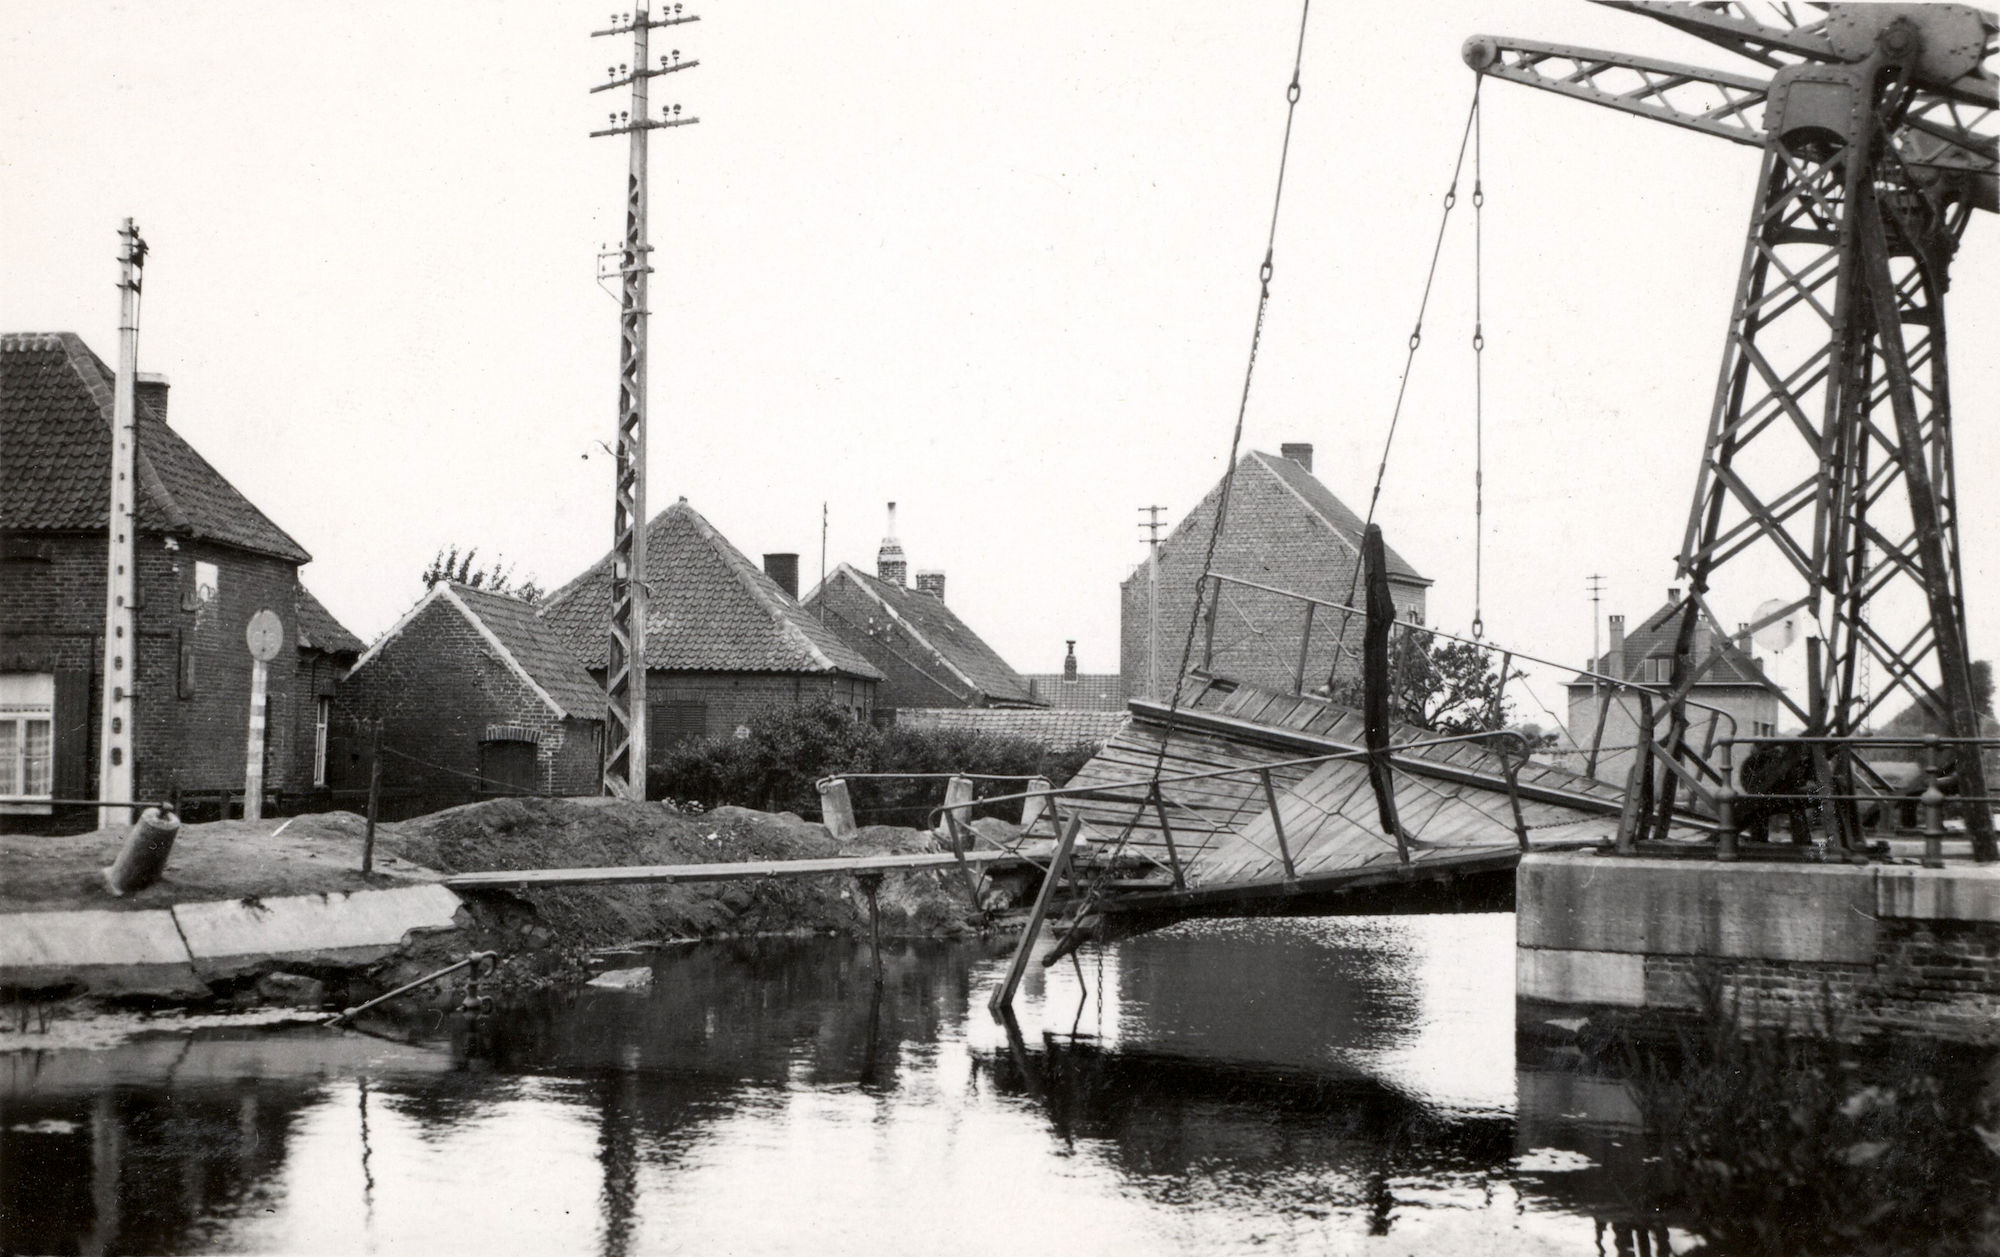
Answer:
[6, 2, 1994, 733]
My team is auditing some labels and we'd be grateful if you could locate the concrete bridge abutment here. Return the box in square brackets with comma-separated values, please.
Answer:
[1517, 852, 2000, 1044]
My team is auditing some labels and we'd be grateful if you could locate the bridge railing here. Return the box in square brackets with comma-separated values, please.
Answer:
[1711, 733, 2000, 867]
[824, 725, 1540, 896]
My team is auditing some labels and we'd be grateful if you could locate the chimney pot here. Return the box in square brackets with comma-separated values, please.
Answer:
[915, 569, 945, 601]
[1063, 640, 1078, 683]
[876, 501, 907, 586]
[762, 553, 800, 600]
[135, 372, 169, 424]
[1280, 442, 1314, 473]
[1668, 586, 1681, 604]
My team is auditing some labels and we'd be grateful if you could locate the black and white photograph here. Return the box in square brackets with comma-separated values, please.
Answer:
[3, 2, 1999, 1253]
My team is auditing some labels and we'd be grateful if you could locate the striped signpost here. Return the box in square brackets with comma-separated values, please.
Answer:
[242, 609, 283, 821]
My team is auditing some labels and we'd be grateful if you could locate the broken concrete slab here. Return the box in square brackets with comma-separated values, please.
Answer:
[172, 884, 465, 980]
[0, 908, 206, 998]
[586, 966, 653, 990]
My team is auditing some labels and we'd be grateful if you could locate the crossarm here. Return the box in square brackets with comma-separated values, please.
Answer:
[1463, 35, 1768, 148]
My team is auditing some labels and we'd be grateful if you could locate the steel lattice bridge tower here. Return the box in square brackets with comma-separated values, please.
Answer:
[1467, 2, 1998, 857]
[590, 7, 700, 799]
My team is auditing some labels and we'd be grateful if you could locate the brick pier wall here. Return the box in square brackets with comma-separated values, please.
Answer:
[1517, 853, 2000, 1044]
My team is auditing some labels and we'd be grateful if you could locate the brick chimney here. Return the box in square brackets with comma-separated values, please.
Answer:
[915, 570, 945, 601]
[1735, 622, 1752, 655]
[1063, 640, 1078, 682]
[1607, 615, 1626, 679]
[1280, 442, 1313, 473]
[136, 372, 169, 424]
[876, 502, 907, 586]
[762, 553, 799, 599]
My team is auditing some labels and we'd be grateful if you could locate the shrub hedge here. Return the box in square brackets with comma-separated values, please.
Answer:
[647, 700, 1100, 827]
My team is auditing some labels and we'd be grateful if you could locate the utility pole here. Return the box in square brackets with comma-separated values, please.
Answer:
[99, 219, 147, 829]
[819, 502, 828, 622]
[1585, 573, 1605, 772]
[590, 7, 699, 800]
[1140, 506, 1167, 700]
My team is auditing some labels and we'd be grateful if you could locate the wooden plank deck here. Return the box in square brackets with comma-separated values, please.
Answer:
[443, 849, 1016, 891]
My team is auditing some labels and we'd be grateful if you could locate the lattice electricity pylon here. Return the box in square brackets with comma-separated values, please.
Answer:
[1466, 3, 1997, 857]
[590, 6, 700, 799]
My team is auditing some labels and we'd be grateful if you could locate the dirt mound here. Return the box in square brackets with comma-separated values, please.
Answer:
[381, 797, 984, 946]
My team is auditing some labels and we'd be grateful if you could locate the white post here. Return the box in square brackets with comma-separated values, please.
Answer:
[1020, 776, 1052, 833]
[98, 219, 145, 830]
[243, 658, 268, 821]
[937, 774, 975, 840]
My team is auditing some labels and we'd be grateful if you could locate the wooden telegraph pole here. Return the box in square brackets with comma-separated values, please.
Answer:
[98, 220, 147, 830]
[590, 7, 700, 800]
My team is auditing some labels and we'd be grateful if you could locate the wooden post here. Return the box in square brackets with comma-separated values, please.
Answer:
[1361, 526, 1408, 862]
[1019, 776, 1052, 832]
[818, 777, 858, 840]
[1259, 767, 1298, 881]
[1292, 601, 1316, 696]
[1614, 692, 1653, 853]
[1715, 740, 1739, 862]
[990, 814, 1084, 1014]
[1149, 784, 1185, 890]
[242, 656, 270, 821]
[937, 774, 975, 841]
[1585, 690, 1613, 780]
[362, 720, 382, 874]
[944, 811, 988, 918]
[856, 871, 885, 985]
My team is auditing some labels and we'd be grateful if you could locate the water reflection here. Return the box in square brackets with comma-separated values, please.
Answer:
[7, 917, 1985, 1255]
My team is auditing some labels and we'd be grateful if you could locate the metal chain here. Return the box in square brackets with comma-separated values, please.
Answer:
[1064, 0, 1316, 935]
[1327, 80, 1484, 685]
[1471, 92, 1486, 641]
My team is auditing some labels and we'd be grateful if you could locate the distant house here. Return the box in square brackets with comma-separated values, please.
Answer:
[336, 582, 605, 813]
[1564, 590, 1782, 786]
[540, 498, 882, 762]
[894, 706, 1128, 749]
[803, 506, 1038, 713]
[0, 333, 361, 830]
[1121, 444, 1430, 701]
[1022, 640, 1126, 712]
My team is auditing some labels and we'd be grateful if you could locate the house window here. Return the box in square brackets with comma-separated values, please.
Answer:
[0, 673, 56, 813]
[313, 697, 331, 788]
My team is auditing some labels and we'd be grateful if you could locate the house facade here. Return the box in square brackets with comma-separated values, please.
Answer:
[0, 333, 360, 830]
[540, 498, 882, 771]
[806, 557, 1038, 713]
[1564, 591, 1784, 786]
[1121, 444, 1430, 701]
[1023, 640, 1126, 711]
[336, 582, 604, 814]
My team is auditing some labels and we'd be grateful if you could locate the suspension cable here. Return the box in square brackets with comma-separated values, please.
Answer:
[1471, 90, 1486, 641]
[1326, 82, 1483, 683]
[1063, 0, 1314, 932]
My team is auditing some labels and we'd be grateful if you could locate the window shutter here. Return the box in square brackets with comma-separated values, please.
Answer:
[53, 668, 91, 799]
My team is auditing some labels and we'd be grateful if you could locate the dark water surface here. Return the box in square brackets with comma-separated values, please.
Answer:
[3, 914, 1980, 1255]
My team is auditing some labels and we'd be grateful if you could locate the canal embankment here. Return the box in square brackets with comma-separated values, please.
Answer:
[0, 797, 998, 1015]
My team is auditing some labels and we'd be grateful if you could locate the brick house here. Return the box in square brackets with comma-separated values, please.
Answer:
[1121, 444, 1430, 701]
[1564, 591, 1783, 785]
[336, 582, 605, 813]
[540, 498, 881, 766]
[1023, 640, 1126, 711]
[0, 332, 362, 830]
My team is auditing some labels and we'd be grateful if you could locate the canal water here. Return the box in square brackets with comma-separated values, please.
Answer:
[2, 914, 1990, 1254]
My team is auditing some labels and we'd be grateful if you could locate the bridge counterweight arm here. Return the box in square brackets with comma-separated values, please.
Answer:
[1463, 35, 1770, 149]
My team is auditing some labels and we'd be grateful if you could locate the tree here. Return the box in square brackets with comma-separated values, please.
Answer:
[1329, 626, 1525, 739]
[421, 544, 544, 604]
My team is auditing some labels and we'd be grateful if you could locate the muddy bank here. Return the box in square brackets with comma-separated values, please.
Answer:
[383, 796, 994, 947]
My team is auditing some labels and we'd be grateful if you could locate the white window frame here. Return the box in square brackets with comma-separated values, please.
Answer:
[0, 673, 56, 814]
[313, 696, 331, 788]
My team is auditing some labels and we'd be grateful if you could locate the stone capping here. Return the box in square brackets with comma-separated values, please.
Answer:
[1874, 863, 2000, 921]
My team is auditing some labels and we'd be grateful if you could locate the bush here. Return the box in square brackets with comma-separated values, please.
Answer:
[648, 700, 1100, 827]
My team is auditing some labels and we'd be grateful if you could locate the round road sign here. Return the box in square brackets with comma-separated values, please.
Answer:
[246, 609, 284, 662]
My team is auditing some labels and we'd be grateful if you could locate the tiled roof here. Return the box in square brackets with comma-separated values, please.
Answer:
[816, 564, 1037, 705]
[896, 707, 1128, 747]
[296, 584, 364, 656]
[1248, 450, 1427, 584]
[0, 333, 311, 563]
[449, 584, 606, 719]
[1568, 598, 1770, 688]
[1022, 673, 1127, 712]
[539, 499, 882, 679]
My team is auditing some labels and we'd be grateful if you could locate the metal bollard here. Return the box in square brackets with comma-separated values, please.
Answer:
[102, 806, 181, 896]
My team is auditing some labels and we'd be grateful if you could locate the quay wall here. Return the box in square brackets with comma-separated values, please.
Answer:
[1517, 852, 2000, 1044]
